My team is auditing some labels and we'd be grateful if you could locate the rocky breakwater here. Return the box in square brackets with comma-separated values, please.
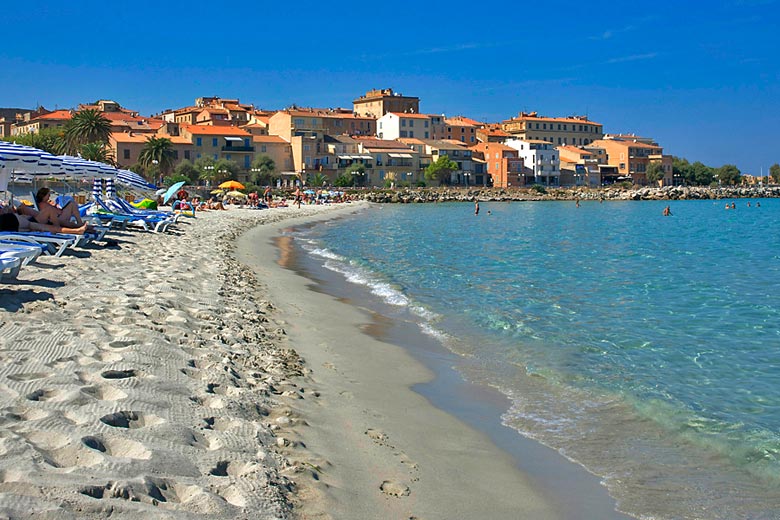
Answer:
[354, 185, 780, 203]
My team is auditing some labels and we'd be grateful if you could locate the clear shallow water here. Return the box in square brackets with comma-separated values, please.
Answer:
[294, 199, 780, 519]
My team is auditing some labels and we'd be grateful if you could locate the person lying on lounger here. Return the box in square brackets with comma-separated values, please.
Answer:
[0, 206, 87, 235]
[30, 188, 85, 227]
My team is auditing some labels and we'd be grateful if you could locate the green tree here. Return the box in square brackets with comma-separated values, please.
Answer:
[645, 161, 666, 184]
[690, 161, 715, 186]
[333, 174, 354, 187]
[672, 156, 693, 185]
[60, 109, 111, 154]
[3, 127, 64, 154]
[424, 155, 458, 185]
[308, 172, 328, 187]
[347, 163, 366, 187]
[174, 159, 199, 184]
[214, 159, 240, 183]
[251, 154, 276, 184]
[195, 157, 217, 185]
[139, 136, 175, 175]
[769, 163, 780, 183]
[715, 164, 741, 186]
[79, 142, 114, 164]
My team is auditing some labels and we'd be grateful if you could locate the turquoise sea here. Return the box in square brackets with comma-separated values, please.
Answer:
[293, 199, 780, 520]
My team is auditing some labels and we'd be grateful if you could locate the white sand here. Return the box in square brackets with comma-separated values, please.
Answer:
[0, 203, 563, 519]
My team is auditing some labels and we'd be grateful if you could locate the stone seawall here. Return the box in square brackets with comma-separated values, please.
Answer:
[354, 185, 780, 203]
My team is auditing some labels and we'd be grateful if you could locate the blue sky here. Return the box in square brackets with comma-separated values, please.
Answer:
[1, 0, 778, 175]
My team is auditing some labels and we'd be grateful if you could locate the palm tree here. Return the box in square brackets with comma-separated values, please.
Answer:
[79, 142, 114, 164]
[138, 137, 175, 175]
[61, 109, 111, 154]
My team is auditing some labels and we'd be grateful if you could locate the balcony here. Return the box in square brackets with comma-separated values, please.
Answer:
[221, 145, 255, 152]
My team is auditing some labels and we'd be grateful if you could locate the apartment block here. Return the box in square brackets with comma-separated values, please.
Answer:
[377, 112, 432, 140]
[588, 138, 672, 185]
[472, 142, 524, 188]
[505, 139, 561, 186]
[353, 88, 420, 118]
[502, 112, 603, 147]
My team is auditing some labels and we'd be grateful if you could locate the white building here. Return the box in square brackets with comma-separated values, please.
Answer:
[376, 112, 433, 140]
[506, 139, 561, 186]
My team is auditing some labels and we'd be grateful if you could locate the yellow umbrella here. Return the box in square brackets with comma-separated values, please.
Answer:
[225, 190, 247, 198]
[219, 180, 245, 190]
[210, 189, 225, 194]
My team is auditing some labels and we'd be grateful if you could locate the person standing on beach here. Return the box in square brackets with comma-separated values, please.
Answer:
[475, 200, 480, 215]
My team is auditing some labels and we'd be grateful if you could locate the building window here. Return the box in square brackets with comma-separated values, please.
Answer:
[400, 130, 408, 138]
[196, 137, 202, 146]
[244, 138, 250, 147]
[184, 150, 191, 160]
[304, 144, 310, 151]
[409, 131, 414, 138]
[173, 150, 179, 160]
[425, 131, 429, 138]
[226, 154, 231, 160]
[379, 122, 383, 129]
[409, 120, 414, 127]
[212, 138, 218, 147]
[402, 120, 406, 127]
[261, 145, 267, 152]
[123, 149, 130, 160]
[424, 121, 429, 128]
[495, 162, 499, 170]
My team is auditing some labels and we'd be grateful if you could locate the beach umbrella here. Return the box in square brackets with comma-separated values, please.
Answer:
[155, 188, 167, 196]
[117, 169, 157, 192]
[225, 190, 247, 198]
[163, 180, 186, 204]
[210, 188, 225, 194]
[218, 180, 245, 190]
[92, 178, 103, 200]
[105, 178, 116, 199]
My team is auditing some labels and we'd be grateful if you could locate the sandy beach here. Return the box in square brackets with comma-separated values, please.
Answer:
[0, 202, 619, 519]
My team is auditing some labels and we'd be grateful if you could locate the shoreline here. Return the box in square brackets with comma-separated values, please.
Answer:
[237, 204, 630, 519]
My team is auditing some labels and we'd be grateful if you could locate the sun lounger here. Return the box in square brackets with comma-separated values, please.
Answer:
[111, 197, 181, 222]
[91, 196, 174, 233]
[0, 256, 22, 280]
[0, 232, 78, 257]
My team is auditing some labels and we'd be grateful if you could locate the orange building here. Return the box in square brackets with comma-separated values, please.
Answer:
[588, 138, 673, 185]
[501, 112, 603, 147]
[473, 142, 524, 188]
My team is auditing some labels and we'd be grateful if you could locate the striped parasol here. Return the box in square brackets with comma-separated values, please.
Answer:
[105, 177, 116, 199]
[117, 169, 157, 192]
[92, 178, 103, 200]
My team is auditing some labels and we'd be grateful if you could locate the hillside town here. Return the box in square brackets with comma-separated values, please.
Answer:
[0, 88, 690, 189]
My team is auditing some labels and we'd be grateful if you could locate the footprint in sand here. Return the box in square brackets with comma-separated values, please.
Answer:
[99, 411, 164, 429]
[380, 480, 410, 497]
[81, 435, 151, 459]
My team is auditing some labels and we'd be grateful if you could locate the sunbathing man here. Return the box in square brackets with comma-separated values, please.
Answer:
[0, 209, 88, 235]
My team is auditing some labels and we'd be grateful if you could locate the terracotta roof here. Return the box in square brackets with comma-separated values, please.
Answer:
[590, 139, 660, 149]
[398, 138, 426, 145]
[252, 135, 289, 144]
[180, 124, 251, 136]
[386, 112, 431, 120]
[36, 110, 72, 121]
[444, 117, 479, 127]
[482, 128, 511, 136]
[356, 138, 415, 150]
